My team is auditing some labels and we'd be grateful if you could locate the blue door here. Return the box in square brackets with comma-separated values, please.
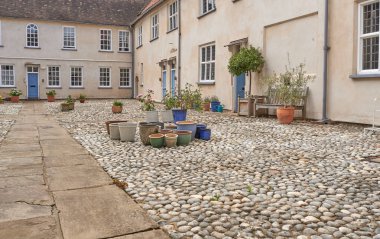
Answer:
[171, 69, 176, 96]
[28, 73, 39, 99]
[235, 73, 246, 112]
[162, 70, 167, 98]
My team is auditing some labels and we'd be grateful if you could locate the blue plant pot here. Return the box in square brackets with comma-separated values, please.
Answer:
[217, 105, 224, 113]
[211, 101, 220, 112]
[176, 121, 197, 141]
[195, 124, 207, 139]
[172, 109, 187, 123]
[199, 128, 211, 141]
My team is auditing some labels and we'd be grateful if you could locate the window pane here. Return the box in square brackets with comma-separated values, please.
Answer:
[100, 68, 110, 86]
[362, 36, 379, 70]
[48, 66, 60, 86]
[1, 65, 15, 86]
[363, 2, 380, 34]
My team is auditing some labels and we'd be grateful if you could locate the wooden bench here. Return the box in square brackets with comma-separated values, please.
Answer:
[253, 87, 309, 119]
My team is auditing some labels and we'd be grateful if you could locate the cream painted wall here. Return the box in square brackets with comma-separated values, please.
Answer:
[0, 18, 133, 99]
[134, 0, 179, 101]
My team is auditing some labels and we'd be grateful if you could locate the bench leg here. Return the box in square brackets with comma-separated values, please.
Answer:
[302, 108, 306, 120]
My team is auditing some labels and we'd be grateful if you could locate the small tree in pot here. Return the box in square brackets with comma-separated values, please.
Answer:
[46, 90, 56, 102]
[266, 64, 314, 124]
[228, 46, 265, 96]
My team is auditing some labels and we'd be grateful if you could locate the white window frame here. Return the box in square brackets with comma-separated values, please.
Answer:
[47, 66, 61, 87]
[119, 68, 131, 88]
[118, 30, 130, 52]
[100, 29, 112, 51]
[0, 21, 2, 46]
[137, 25, 143, 47]
[99, 67, 111, 87]
[151, 14, 159, 40]
[62, 26, 76, 49]
[70, 67, 83, 88]
[201, 0, 216, 15]
[199, 43, 216, 82]
[168, 1, 178, 31]
[0, 64, 16, 87]
[26, 23, 39, 48]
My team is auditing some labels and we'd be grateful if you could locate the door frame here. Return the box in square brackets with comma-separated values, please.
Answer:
[171, 64, 176, 96]
[234, 73, 246, 112]
[162, 67, 167, 99]
[26, 65, 39, 100]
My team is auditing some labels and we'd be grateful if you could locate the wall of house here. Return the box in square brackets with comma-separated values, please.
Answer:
[134, 0, 179, 101]
[0, 18, 133, 99]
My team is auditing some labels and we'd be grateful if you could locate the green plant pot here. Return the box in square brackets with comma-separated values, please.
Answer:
[176, 130, 192, 146]
[149, 134, 165, 148]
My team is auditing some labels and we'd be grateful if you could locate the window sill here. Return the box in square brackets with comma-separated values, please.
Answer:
[136, 45, 143, 49]
[98, 86, 112, 89]
[99, 50, 114, 53]
[119, 86, 132, 89]
[62, 48, 77, 51]
[25, 46, 41, 49]
[0, 86, 16, 88]
[150, 37, 159, 43]
[350, 74, 380, 79]
[46, 86, 62, 89]
[69, 87, 84, 89]
[198, 9, 216, 19]
[167, 27, 178, 34]
[197, 81, 215, 85]
[118, 51, 131, 53]
[0, 45, 4, 48]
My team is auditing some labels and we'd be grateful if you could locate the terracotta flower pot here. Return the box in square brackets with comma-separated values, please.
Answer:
[165, 133, 178, 148]
[47, 95, 55, 102]
[80, 99, 85, 103]
[112, 106, 123, 114]
[11, 96, 19, 103]
[203, 102, 210, 111]
[276, 107, 295, 124]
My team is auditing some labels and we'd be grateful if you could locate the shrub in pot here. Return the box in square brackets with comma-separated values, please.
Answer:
[61, 95, 75, 112]
[78, 94, 86, 103]
[0, 96, 4, 104]
[46, 90, 56, 102]
[139, 90, 159, 122]
[162, 93, 177, 122]
[265, 64, 314, 124]
[9, 89, 22, 103]
[210, 96, 220, 112]
[112, 100, 123, 114]
[203, 97, 211, 111]
[172, 83, 202, 123]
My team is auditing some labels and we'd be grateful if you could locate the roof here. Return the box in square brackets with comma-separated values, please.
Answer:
[132, 0, 165, 25]
[0, 0, 150, 26]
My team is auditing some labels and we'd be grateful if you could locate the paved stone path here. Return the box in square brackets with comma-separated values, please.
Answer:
[0, 102, 169, 239]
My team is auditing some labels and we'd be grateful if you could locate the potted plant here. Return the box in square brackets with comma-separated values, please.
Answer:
[0, 96, 4, 104]
[172, 83, 202, 123]
[203, 97, 211, 111]
[9, 89, 22, 103]
[162, 93, 177, 122]
[139, 90, 158, 122]
[112, 100, 123, 114]
[266, 64, 314, 124]
[61, 95, 75, 112]
[46, 90, 56, 102]
[210, 96, 220, 112]
[78, 94, 86, 103]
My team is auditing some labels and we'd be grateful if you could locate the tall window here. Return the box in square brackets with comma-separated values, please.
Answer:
[119, 31, 130, 52]
[99, 67, 111, 87]
[137, 26, 143, 47]
[120, 68, 131, 87]
[201, 0, 216, 15]
[100, 29, 112, 51]
[26, 24, 39, 47]
[48, 66, 60, 87]
[359, 1, 380, 72]
[0, 65, 15, 87]
[151, 14, 159, 40]
[70, 67, 83, 87]
[169, 1, 178, 31]
[63, 27, 76, 49]
[200, 44, 216, 82]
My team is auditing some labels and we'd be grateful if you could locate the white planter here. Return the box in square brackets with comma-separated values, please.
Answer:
[161, 110, 174, 123]
[119, 122, 138, 142]
[146, 111, 159, 122]
[109, 123, 120, 140]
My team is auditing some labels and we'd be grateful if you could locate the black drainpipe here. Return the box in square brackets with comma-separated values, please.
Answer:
[322, 0, 330, 123]
[178, 0, 182, 92]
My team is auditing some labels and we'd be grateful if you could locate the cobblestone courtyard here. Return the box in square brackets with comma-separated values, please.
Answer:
[42, 100, 380, 239]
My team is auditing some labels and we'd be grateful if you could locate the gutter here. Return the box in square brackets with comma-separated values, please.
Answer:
[178, 0, 182, 92]
[322, 0, 330, 123]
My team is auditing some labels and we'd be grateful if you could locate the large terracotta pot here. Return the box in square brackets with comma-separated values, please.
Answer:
[47, 95, 55, 102]
[112, 106, 123, 114]
[276, 107, 295, 124]
[203, 102, 210, 111]
[11, 96, 19, 103]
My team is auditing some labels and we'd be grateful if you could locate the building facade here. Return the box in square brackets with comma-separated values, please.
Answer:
[133, 0, 380, 125]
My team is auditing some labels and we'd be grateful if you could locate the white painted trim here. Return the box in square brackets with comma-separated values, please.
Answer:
[119, 67, 132, 88]
[199, 43, 216, 82]
[0, 56, 131, 63]
[25, 65, 39, 99]
[62, 26, 77, 50]
[118, 30, 131, 52]
[0, 64, 16, 87]
[99, 66, 112, 88]
[70, 66, 84, 88]
[168, 1, 178, 31]
[25, 23, 39, 48]
[0, 20, 2, 46]
[99, 29, 112, 51]
[137, 25, 143, 47]
[151, 13, 159, 40]
[200, 0, 216, 15]
[46, 65, 61, 88]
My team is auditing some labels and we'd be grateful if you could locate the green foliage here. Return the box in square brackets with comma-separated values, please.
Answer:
[265, 64, 314, 107]
[211, 194, 221, 201]
[228, 46, 265, 76]
[179, 83, 202, 110]
[162, 94, 179, 110]
[9, 89, 22, 96]
[210, 96, 219, 102]
[139, 90, 156, 111]
[0, 95, 3, 103]
[203, 96, 211, 103]
[79, 93, 86, 100]
[66, 95, 74, 104]
[46, 90, 56, 96]
[113, 100, 123, 107]
[247, 185, 253, 194]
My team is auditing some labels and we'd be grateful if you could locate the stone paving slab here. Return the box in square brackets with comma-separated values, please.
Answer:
[0, 156, 42, 167]
[0, 164, 43, 177]
[46, 165, 112, 191]
[5, 130, 39, 139]
[0, 202, 52, 222]
[0, 216, 60, 239]
[40, 141, 89, 157]
[0, 175, 44, 189]
[53, 185, 160, 239]
[0, 185, 54, 205]
[112, 229, 170, 239]
[1, 138, 40, 144]
[44, 154, 99, 168]
[0, 143, 41, 153]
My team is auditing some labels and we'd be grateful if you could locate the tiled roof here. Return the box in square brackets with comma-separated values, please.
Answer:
[142, 0, 161, 13]
[0, 0, 150, 26]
